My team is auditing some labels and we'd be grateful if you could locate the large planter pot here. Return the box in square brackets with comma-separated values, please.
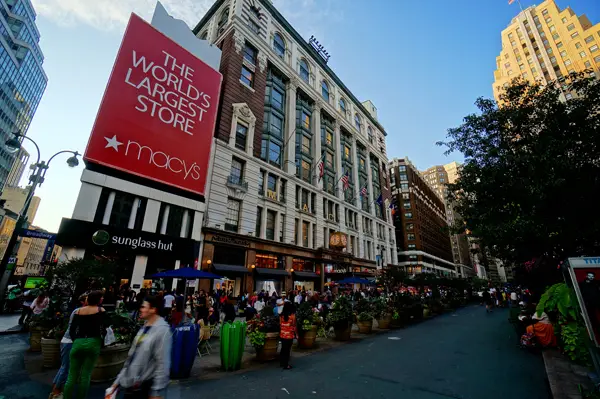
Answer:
[377, 314, 392, 330]
[333, 324, 352, 341]
[91, 343, 130, 383]
[256, 332, 279, 362]
[298, 326, 317, 349]
[29, 327, 49, 352]
[41, 338, 61, 368]
[357, 319, 373, 334]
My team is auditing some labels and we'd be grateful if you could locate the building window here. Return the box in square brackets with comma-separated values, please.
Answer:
[367, 127, 373, 143]
[408, 244, 416, 249]
[230, 157, 244, 185]
[255, 207, 262, 237]
[403, 201, 411, 209]
[585, 35, 595, 44]
[567, 23, 575, 31]
[562, 17, 567, 23]
[406, 223, 414, 230]
[256, 253, 283, 269]
[556, 42, 563, 48]
[572, 32, 579, 39]
[235, 123, 247, 150]
[217, 8, 229, 35]
[407, 233, 415, 241]
[280, 214, 285, 242]
[244, 44, 257, 65]
[299, 59, 310, 83]
[301, 160, 310, 182]
[591, 44, 599, 53]
[248, 19, 260, 34]
[241, 66, 254, 87]
[399, 165, 406, 172]
[401, 183, 409, 190]
[404, 212, 412, 219]
[273, 33, 285, 57]
[266, 210, 276, 240]
[580, 51, 587, 58]
[564, 59, 572, 66]
[302, 221, 309, 247]
[225, 198, 241, 232]
[354, 114, 361, 131]
[339, 98, 346, 114]
[321, 80, 330, 102]
[109, 191, 135, 228]
[200, 31, 208, 40]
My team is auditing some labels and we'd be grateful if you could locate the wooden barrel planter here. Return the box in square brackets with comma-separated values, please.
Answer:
[256, 332, 279, 362]
[298, 326, 317, 349]
[333, 324, 352, 341]
[29, 327, 49, 352]
[377, 314, 392, 330]
[91, 343, 130, 383]
[357, 319, 373, 334]
[41, 338, 61, 368]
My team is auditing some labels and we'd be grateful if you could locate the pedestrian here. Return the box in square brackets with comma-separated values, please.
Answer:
[162, 291, 175, 319]
[108, 295, 171, 399]
[63, 290, 106, 399]
[482, 290, 492, 313]
[18, 288, 36, 325]
[30, 291, 49, 316]
[279, 302, 296, 370]
[49, 293, 87, 399]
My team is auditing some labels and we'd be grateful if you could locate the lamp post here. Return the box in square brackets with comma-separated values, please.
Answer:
[0, 131, 80, 312]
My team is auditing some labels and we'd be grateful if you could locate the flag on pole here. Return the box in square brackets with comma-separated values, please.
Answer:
[360, 186, 367, 197]
[317, 159, 324, 182]
[341, 170, 350, 191]
[508, 0, 515, 4]
[375, 194, 383, 206]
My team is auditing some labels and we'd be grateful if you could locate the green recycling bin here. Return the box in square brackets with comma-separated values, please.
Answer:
[220, 321, 247, 371]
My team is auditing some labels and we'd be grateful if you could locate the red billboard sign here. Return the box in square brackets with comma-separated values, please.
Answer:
[84, 14, 222, 196]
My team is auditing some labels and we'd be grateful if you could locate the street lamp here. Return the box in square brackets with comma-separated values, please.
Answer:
[0, 131, 80, 312]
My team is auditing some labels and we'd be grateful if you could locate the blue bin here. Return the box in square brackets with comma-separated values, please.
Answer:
[170, 322, 199, 379]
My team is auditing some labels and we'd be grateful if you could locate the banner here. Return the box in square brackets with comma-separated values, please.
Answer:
[84, 14, 222, 196]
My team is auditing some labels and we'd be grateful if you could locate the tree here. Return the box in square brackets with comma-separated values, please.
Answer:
[438, 73, 600, 269]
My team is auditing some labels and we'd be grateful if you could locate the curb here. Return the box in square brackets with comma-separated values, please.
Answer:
[543, 349, 590, 399]
[0, 327, 25, 335]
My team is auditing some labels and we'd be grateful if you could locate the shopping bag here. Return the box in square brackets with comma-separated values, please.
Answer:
[104, 387, 118, 399]
[104, 327, 116, 346]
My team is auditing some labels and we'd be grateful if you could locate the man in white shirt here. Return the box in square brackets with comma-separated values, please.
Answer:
[294, 292, 303, 304]
[163, 291, 175, 317]
[254, 298, 265, 313]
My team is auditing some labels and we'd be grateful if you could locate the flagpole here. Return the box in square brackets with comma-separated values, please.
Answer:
[310, 151, 327, 184]
[331, 169, 347, 192]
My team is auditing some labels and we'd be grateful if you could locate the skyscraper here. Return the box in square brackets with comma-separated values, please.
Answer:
[5, 145, 28, 187]
[493, 0, 599, 102]
[0, 0, 48, 192]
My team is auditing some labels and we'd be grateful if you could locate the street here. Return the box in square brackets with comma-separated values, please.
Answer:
[0, 306, 549, 399]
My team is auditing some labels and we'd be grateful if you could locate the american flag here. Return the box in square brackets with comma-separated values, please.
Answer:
[360, 186, 367, 197]
[341, 171, 350, 191]
[317, 160, 324, 182]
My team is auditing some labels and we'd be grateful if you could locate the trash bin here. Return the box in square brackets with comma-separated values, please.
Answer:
[220, 321, 247, 371]
[171, 322, 200, 379]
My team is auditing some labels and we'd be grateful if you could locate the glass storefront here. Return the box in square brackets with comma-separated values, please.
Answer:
[255, 279, 283, 295]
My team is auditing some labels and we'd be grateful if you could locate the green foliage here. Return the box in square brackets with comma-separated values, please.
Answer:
[107, 302, 140, 344]
[377, 267, 406, 292]
[354, 298, 374, 315]
[372, 297, 389, 319]
[28, 293, 63, 331]
[327, 296, 353, 329]
[561, 322, 590, 365]
[296, 302, 314, 334]
[357, 312, 373, 322]
[248, 330, 266, 349]
[438, 74, 600, 265]
[471, 277, 488, 291]
[536, 283, 578, 320]
[45, 258, 119, 300]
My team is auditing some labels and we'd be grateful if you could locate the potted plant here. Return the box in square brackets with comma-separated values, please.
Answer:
[41, 312, 69, 368]
[28, 292, 62, 352]
[247, 306, 279, 361]
[373, 297, 392, 329]
[91, 303, 140, 383]
[355, 298, 374, 334]
[296, 302, 317, 349]
[327, 296, 353, 341]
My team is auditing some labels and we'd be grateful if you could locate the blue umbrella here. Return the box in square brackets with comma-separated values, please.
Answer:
[337, 276, 373, 285]
[149, 267, 222, 279]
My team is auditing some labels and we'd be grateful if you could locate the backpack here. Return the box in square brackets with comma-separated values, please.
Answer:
[520, 332, 537, 348]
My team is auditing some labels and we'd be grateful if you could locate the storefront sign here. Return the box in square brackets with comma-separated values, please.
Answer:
[266, 190, 277, 200]
[83, 13, 222, 196]
[20, 229, 56, 240]
[211, 235, 251, 247]
[56, 218, 197, 256]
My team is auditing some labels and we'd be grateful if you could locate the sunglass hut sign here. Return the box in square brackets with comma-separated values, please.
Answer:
[92, 230, 174, 251]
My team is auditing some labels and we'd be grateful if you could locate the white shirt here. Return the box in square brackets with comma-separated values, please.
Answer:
[163, 294, 175, 308]
[254, 300, 265, 312]
[510, 292, 517, 301]
[294, 295, 303, 304]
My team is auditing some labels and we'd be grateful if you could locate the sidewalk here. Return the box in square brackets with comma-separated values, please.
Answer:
[543, 349, 591, 399]
[0, 313, 23, 335]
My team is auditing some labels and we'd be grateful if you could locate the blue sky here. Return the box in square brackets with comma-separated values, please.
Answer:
[24, 0, 600, 232]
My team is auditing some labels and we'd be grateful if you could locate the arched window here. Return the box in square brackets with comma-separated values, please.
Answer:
[367, 127, 373, 143]
[200, 31, 208, 40]
[354, 114, 362, 131]
[273, 33, 285, 58]
[321, 81, 329, 102]
[339, 98, 346, 114]
[299, 59, 310, 83]
[217, 8, 229, 34]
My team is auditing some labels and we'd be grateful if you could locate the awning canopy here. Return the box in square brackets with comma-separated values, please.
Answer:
[148, 267, 222, 279]
[337, 276, 375, 285]
[293, 271, 319, 279]
[213, 264, 250, 273]
[255, 268, 289, 276]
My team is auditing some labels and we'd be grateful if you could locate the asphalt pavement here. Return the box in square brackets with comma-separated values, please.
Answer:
[0, 306, 549, 399]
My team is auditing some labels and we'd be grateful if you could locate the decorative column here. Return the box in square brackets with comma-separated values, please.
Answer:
[274, 212, 281, 242]
[101, 191, 116, 225]
[285, 78, 299, 175]
[127, 198, 141, 229]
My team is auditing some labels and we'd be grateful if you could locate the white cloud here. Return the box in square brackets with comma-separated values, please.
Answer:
[30, 0, 213, 31]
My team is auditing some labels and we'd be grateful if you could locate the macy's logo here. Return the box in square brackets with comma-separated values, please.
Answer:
[104, 135, 202, 180]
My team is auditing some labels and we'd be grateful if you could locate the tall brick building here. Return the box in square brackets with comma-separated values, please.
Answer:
[194, 0, 397, 295]
[389, 158, 455, 276]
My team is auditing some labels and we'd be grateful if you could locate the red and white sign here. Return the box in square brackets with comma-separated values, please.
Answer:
[84, 14, 222, 196]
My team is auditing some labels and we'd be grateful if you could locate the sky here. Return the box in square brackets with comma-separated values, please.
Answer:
[23, 0, 600, 232]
